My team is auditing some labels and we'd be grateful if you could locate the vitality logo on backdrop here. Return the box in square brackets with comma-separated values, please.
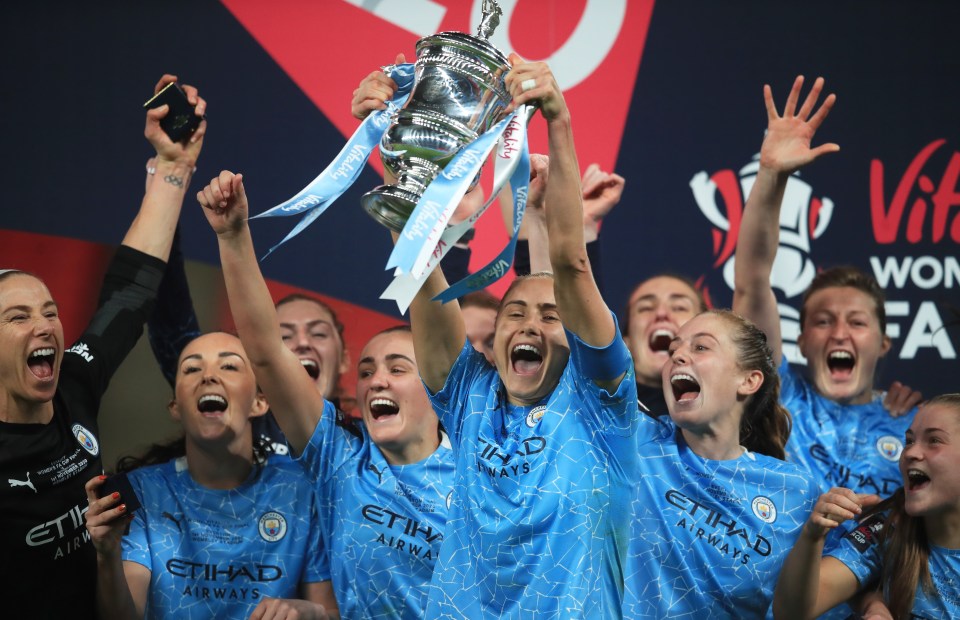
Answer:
[689, 156, 834, 364]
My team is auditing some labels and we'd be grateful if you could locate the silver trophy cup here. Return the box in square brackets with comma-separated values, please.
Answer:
[361, 6, 512, 232]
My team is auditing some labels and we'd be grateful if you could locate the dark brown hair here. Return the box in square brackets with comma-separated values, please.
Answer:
[711, 309, 792, 460]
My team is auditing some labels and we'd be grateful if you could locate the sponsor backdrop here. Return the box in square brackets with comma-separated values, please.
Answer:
[2, 1, 957, 460]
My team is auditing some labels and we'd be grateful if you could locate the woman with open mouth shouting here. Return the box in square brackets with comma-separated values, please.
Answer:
[774, 393, 960, 619]
[0, 74, 205, 620]
[622, 309, 821, 618]
[732, 75, 918, 511]
[408, 56, 640, 619]
[83, 332, 335, 619]
[198, 170, 454, 620]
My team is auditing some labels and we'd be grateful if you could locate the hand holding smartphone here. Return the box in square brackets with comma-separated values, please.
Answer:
[144, 82, 203, 143]
[97, 472, 142, 513]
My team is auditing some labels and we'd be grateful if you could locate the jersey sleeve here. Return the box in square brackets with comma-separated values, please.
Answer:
[424, 338, 490, 447]
[59, 245, 165, 413]
[565, 313, 639, 437]
[823, 512, 886, 587]
[146, 226, 201, 387]
[296, 399, 355, 485]
[120, 472, 153, 570]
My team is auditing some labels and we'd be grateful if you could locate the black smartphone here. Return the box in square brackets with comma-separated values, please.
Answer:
[97, 472, 142, 513]
[143, 82, 202, 143]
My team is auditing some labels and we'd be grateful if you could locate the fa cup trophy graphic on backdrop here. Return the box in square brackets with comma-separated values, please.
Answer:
[361, 0, 513, 231]
[691, 156, 835, 363]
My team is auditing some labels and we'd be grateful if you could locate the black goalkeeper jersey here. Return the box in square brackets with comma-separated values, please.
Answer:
[0, 246, 164, 619]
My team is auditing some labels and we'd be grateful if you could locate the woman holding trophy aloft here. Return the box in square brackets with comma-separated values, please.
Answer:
[408, 55, 641, 619]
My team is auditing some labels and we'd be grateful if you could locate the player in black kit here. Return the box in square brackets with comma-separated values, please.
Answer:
[0, 74, 207, 619]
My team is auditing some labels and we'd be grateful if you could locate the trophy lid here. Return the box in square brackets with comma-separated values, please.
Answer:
[416, 31, 508, 68]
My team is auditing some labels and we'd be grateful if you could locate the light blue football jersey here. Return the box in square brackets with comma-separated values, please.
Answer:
[826, 512, 960, 619]
[298, 402, 454, 620]
[624, 417, 820, 619]
[122, 455, 327, 619]
[780, 359, 915, 497]
[424, 331, 640, 619]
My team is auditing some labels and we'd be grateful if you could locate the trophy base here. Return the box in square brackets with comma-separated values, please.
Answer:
[361, 185, 421, 233]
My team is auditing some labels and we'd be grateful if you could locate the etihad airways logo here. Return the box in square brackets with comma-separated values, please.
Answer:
[363, 503, 442, 560]
[166, 559, 282, 582]
[691, 156, 833, 364]
[666, 488, 772, 566]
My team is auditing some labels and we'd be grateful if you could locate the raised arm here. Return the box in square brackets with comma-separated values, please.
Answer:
[122, 75, 206, 260]
[732, 76, 838, 364]
[773, 487, 879, 619]
[198, 171, 325, 455]
[508, 153, 551, 273]
[505, 57, 617, 356]
[409, 252, 466, 394]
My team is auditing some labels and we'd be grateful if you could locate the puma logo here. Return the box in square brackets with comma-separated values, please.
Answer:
[162, 511, 185, 532]
[8, 472, 36, 493]
[368, 463, 384, 484]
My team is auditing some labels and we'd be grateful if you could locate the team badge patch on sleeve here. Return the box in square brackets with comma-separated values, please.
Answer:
[259, 511, 288, 542]
[751, 496, 777, 523]
[844, 513, 886, 553]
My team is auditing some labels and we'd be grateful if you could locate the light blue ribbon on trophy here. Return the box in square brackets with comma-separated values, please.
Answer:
[249, 63, 417, 258]
[435, 127, 529, 303]
[387, 104, 529, 279]
[380, 106, 532, 313]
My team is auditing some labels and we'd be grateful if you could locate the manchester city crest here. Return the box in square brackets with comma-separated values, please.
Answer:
[876, 435, 904, 461]
[259, 511, 287, 542]
[525, 405, 547, 428]
[751, 496, 777, 524]
[72, 423, 99, 456]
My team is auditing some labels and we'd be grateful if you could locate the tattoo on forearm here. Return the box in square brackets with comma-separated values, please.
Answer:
[163, 174, 185, 188]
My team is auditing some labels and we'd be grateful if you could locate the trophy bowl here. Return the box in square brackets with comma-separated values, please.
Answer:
[361, 31, 512, 232]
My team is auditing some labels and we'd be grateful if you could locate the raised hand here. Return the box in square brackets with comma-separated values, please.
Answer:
[581, 163, 625, 242]
[760, 75, 839, 173]
[197, 170, 248, 238]
[802, 487, 880, 541]
[504, 54, 567, 122]
[145, 74, 207, 166]
[527, 153, 550, 214]
[882, 380, 923, 417]
[84, 475, 133, 558]
[351, 53, 406, 119]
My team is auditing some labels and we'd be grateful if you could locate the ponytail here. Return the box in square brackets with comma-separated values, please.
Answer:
[710, 309, 791, 459]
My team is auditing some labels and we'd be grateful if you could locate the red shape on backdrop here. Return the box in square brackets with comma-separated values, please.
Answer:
[808, 197, 822, 241]
[707, 169, 744, 269]
[869, 138, 946, 245]
[0, 230, 114, 344]
[219, 0, 655, 296]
